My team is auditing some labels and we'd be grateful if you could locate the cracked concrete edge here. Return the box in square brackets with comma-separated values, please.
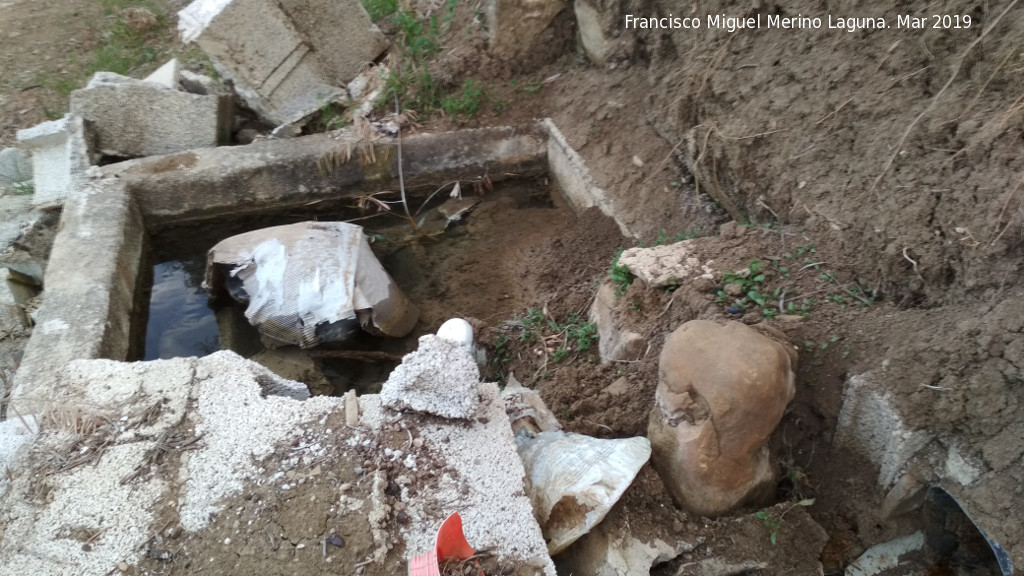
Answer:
[543, 117, 635, 239]
[7, 174, 144, 415]
[835, 370, 1023, 569]
[115, 125, 548, 230]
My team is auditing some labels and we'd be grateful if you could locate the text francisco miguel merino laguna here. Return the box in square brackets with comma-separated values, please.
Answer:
[625, 13, 928, 33]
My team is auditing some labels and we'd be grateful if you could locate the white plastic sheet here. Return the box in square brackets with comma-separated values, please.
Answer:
[205, 221, 418, 348]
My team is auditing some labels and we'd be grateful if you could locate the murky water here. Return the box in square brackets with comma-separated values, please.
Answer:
[140, 178, 569, 393]
[143, 260, 219, 360]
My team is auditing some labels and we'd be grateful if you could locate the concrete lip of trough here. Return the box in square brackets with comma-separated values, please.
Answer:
[0, 120, 627, 574]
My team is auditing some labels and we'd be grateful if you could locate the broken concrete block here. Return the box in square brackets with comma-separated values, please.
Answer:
[178, 0, 387, 124]
[0, 268, 37, 306]
[380, 335, 481, 419]
[16, 115, 92, 205]
[362, 385, 557, 574]
[179, 69, 223, 95]
[648, 320, 796, 517]
[251, 347, 332, 396]
[618, 241, 716, 289]
[590, 281, 645, 363]
[486, 0, 567, 60]
[143, 58, 181, 89]
[0, 418, 37, 495]
[70, 72, 232, 157]
[0, 247, 46, 287]
[0, 147, 32, 193]
[834, 372, 935, 487]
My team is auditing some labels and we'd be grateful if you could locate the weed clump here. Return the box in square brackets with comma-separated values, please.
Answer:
[609, 249, 634, 297]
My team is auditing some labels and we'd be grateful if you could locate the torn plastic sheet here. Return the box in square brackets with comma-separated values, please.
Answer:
[204, 221, 418, 348]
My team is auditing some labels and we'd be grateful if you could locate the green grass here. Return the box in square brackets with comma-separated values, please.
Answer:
[361, 0, 398, 22]
[513, 308, 597, 364]
[609, 249, 634, 297]
[378, 1, 490, 121]
[441, 79, 484, 118]
[755, 499, 815, 546]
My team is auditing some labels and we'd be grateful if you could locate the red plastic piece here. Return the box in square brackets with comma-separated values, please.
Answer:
[436, 513, 476, 561]
[408, 513, 480, 576]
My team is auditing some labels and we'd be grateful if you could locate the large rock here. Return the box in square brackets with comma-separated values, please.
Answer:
[648, 320, 796, 516]
[486, 0, 567, 60]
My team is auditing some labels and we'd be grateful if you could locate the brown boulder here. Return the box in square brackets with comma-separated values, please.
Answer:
[648, 320, 796, 517]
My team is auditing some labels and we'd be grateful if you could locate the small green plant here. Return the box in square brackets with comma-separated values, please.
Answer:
[512, 308, 596, 363]
[441, 78, 484, 118]
[794, 243, 816, 258]
[308, 97, 347, 132]
[784, 299, 814, 317]
[517, 76, 544, 94]
[361, 0, 397, 21]
[755, 499, 815, 546]
[609, 249, 634, 297]
[825, 294, 847, 308]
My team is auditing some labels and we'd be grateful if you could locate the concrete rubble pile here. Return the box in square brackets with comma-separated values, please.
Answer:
[14, 62, 230, 207]
[0, 322, 560, 575]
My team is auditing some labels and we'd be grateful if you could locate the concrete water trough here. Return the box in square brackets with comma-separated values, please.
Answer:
[6, 120, 630, 413]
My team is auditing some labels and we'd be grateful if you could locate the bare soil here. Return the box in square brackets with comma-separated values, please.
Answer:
[2, 0, 1022, 573]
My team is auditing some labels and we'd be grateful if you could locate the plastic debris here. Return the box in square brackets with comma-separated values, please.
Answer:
[205, 221, 418, 348]
[409, 513, 480, 576]
[516, 430, 651, 555]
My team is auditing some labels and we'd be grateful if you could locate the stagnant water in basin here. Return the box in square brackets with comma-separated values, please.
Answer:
[140, 177, 574, 395]
[144, 259, 218, 361]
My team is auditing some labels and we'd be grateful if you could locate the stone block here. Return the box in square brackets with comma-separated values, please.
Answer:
[648, 320, 797, 517]
[70, 72, 232, 157]
[486, 0, 567, 60]
[574, 0, 613, 65]
[178, 0, 387, 124]
[380, 335, 481, 419]
[0, 268, 37, 306]
[16, 115, 92, 205]
[590, 281, 645, 363]
[617, 241, 716, 289]
[834, 372, 934, 487]
[0, 147, 32, 193]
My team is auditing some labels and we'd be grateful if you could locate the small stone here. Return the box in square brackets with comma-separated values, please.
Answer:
[118, 562, 129, 572]
[603, 377, 630, 396]
[326, 533, 345, 548]
[412, 437, 424, 449]
[631, 155, 644, 167]
[777, 314, 805, 323]
[724, 283, 744, 297]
